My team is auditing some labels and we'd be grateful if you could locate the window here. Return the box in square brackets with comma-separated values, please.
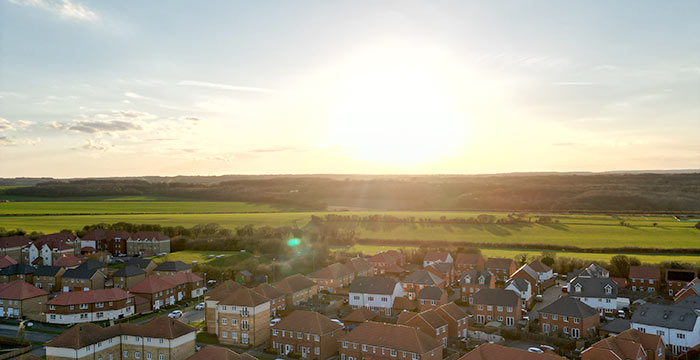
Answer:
[342, 341, 348, 348]
[315, 347, 320, 355]
[314, 335, 320, 342]
[477, 305, 483, 310]
[574, 317, 580, 324]
[232, 319, 237, 326]
[79, 304, 88, 309]
[657, 330, 665, 336]
[542, 313, 548, 319]
[146, 337, 151, 343]
[222, 318, 227, 325]
[677, 333, 686, 339]
[552, 314, 558, 320]
[390, 349, 397, 357]
[298, 332, 303, 339]
[273, 330, 278, 336]
[49, 305, 56, 310]
[413, 354, 419, 360]
[147, 353, 152, 360]
[368, 296, 374, 301]
[497, 306, 503, 312]
[96, 302, 104, 308]
[506, 306, 513, 313]
[222, 331, 228, 338]
[487, 305, 493, 311]
[135, 352, 140, 359]
[563, 316, 568, 322]
[362, 344, 368, 351]
[159, 355, 164, 360]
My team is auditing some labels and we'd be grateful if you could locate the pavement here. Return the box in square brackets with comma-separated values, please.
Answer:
[528, 280, 566, 320]
[182, 308, 205, 324]
[504, 339, 544, 351]
[0, 323, 58, 358]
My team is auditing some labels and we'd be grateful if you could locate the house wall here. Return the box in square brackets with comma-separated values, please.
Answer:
[216, 302, 271, 347]
[473, 302, 521, 327]
[630, 278, 660, 292]
[272, 327, 344, 359]
[631, 320, 700, 356]
[539, 313, 599, 339]
[339, 342, 442, 360]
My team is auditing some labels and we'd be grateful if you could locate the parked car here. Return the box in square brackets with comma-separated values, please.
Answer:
[168, 310, 183, 319]
[195, 302, 205, 310]
[528, 347, 544, 354]
[540, 345, 555, 351]
[618, 309, 626, 318]
[270, 318, 281, 327]
[331, 319, 344, 327]
[535, 294, 543, 302]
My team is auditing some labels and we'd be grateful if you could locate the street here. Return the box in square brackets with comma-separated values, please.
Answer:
[182, 308, 205, 324]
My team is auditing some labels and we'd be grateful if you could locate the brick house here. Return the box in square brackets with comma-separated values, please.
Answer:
[129, 275, 178, 311]
[485, 258, 517, 282]
[127, 231, 171, 256]
[80, 229, 131, 255]
[61, 267, 106, 292]
[539, 296, 600, 339]
[275, 274, 319, 305]
[666, 269, 696, 297]
[454, 253, 485, 274]
[33, 265, 65, 292]
[113, 265, 147, 289]
[397, 309, 449, 348]
[510, 263, 539, 295]
[349, 276, 404, 315]
[45, 316, 197, 360]
[368, 250, 404, 275]
[459, 270, 495, 304]
[460, 343, 565, 359]
[417, 286, 448, 310]
[253, 283, 286, 317]
[674, 278, 700, 302]
[309, 262, 355, 293]
[271, 310, 344, 359]
[629, 266, 661, 293]
[0, 280, 48, 320]
[338, 321, 443, 360]
[154, 261, 192, 276]
[344, 257, 374, 278]
[402, 270, 444, 300]
[0, 235, 31, 263]
[423, 251, 453, 267]
[582, 328, 665, 360]
[46, 288, 135, 324]
[0, 263, 35, 284]
[205, 286, 270, 347]
[164, 272, 206, 302]
[472, 288, 521, 327]
[425, 262, 456, 286]
[505, 278, 533, 308]
[435, 302, 468, 340]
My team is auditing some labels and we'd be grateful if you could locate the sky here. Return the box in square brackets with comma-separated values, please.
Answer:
[1, 0, 700, 178]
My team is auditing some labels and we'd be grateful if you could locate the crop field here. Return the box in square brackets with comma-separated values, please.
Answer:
[0, 200, 289, 215]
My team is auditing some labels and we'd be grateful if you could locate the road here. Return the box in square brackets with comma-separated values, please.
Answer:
[182, 308, 205, 324]
[0, 324, 58, 358]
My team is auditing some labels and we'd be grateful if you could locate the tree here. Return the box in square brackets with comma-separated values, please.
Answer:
[515, 253, 530, 267]
[695, 222, 700, 230]
[610, 255, 633, 278]
[540, 251, 556, 267]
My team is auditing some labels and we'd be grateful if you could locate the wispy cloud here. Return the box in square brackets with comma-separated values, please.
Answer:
[7, 0, 98, 22]
[51, 120, 142, 133]
[0, 136, 14, 146]
[0, 118, 12, 131]
[552, 81, 598, 86]
[82, 139, 110, 151]
[178, 80, 278, 93]
[0, 117, 31, 131]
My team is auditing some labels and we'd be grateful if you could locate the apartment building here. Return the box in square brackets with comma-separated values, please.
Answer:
[46, 288, 135, 324]
[81, 229, 131, 255]
[205, 286, 271, 347]
[0, 280, 48, 319]
[128, 231, 171, 256]
[271, 310, 344, 359]
[253, 283, 286, 316]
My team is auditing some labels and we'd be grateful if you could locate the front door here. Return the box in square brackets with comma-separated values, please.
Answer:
[285, 344, 293, 355]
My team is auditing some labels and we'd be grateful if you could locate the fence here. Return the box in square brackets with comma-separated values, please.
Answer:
[467, 330, 504, 344]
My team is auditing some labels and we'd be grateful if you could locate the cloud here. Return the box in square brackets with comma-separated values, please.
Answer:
[82, 139, 110, 151]
[178, 80, 278, 93]
[112, 110, 156, 119]
[0, 136, 14, 146]
[552, 82, 598, 86]
[23, 137, 41, 146]
[179, 116, 201, 122]
[16, 120, 32, 128]
[0, 117, 31, 131]
[250, 146, 298, 153]
[0, 118, 12, 131]
[67, 120, 142, 133]
[8, 0, 98, 22]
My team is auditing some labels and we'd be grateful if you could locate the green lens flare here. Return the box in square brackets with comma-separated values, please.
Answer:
[287, 238, 301, 247]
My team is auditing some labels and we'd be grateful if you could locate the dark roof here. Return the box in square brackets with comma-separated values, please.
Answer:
[154, 261, 191, 272]
[81, 229, 130, 241]
[629, 266, 661, 280]
[417, 286, 445, 301]
[667, 269, 696, 282]
[34, 265, 62, 277]
[403, 270, 443, 286]
[539, 296, 599, 318]
[460, 270, 493, 286]
[601, 318, 631, 334]
[113, 265, 146, 277]
[77, 260, 107, 270]
[631, 302, 699, 331]
[569, 277, 618, 298]
[127, 258, 154, 269]
[0, 263, 35, 276]
[63, 267, 102, 280]
[485, 257, 515, 269]
[428, 262, 453, 274]
[472, 288, 520, 307]
[0, 235, 31, 249]
[505, 278, 530, 292]
[349, 276, 398, 295]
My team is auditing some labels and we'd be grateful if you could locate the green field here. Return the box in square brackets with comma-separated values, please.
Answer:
[0, 200, 289, 215]
[152, 250, 252, 266]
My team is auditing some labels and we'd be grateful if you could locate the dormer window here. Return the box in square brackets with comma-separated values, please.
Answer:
[478, 276, 485, 285]
[575, 284, 582, 293]
[464, 276, 471, 284]
[605, 284, 612, 295]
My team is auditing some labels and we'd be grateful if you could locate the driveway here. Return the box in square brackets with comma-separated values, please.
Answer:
[528, 282, 564, 320]
[182, 308, 205, 324]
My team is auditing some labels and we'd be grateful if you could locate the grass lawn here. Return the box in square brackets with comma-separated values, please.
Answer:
[152, 250, 252, 266]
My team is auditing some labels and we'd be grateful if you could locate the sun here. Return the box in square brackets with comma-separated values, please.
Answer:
[325, 44, 468, 166]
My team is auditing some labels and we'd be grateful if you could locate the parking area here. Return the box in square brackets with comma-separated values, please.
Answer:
[528, 281, 565, 320]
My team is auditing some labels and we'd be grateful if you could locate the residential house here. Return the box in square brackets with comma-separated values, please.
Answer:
[568, 277, 620, 317]
[205, 286, 270, 347]
[505, 278, 533, 308]
[402, 270, 444, 300]
[27, 232, 78, 266]
[460, 343, 565, 360]
[45, 316, 197, 360]
[582, 328, 665, 360]
[344, 257, 373, 278]
[235, 270, 252, 284]
[61, 267, 106, 291]
[393, 296, 419, 314]
[568, 263, 610, 281]
[397, 309, 449, 348]
[154, 261, 192, 276]
[127, 231, 171, 256]
[342, 307, 378, 328]
[349, 276, 404, 315]
[510, 263, 540, 295]
[417, 286, 448, 310]
[129, 275, 177, 311]
[472, 288, 521, 327]
[666, 269, 696, 297]
[630, 266, 661, 293]
[253, 283, 286, 316]
[46, 288, 135, 324]
[600, 318, 631, 337]
[205, 281, 243, 333]
[454, 253, 485, 274]
[0, 263, 35, 283]
[309, 262, 355, 293]
[485, 258, 516, 282]
[33, 265, 65, 292]
[0, 280, 48, 320]
[187, 345, 257, 360]
[368, 250, 404, 275]
[53, 254, 83, 268]
[0, 255, 17, 269]
[675, 278, 700, 302]
[0, 235, 31, 262]
[164, 272, 206, 302]
[338, 322, 443, 360]
[435, 302, 468, 340]
[539, 296, 600, 339]
[423, 251, 453, 267]
[127, 257, 158, 273]
[425, 262, 455, 287]
[275, 274, 319, 305]
[80, 229, 131, 255]
[631, 296, 700, 356]
[112, 265, 147, 289]
[459, 270, 495, 304]
[529, 260, 555, 289]
[271, 310, 344, 359]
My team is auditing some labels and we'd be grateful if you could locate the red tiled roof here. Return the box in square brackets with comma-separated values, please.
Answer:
[54, 254, 83, 267]
[309, 262, 354, 280]
[0, 235, 31, 249]
[48, 288, 133, 306]
[485, 257, 515, 269]
[0, 280, 48, 300]
[528, 260, 552, 273]
[342, 307, 378, 323]
[629, 266, 661, 280]
[81, 229, 130, 241]
[275, 310, 342, 335]
[424, 251, 450, 263]
[131, 231, 169, 241]
[129, 275, 175, 294]
[455, 253, 483, 265]
[339, 321, 442, 354]
[0, 255, 18, 269]
[461, 343, 564, 360]
[39, 232, 77, 242]
[163, 272, 203, 286]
